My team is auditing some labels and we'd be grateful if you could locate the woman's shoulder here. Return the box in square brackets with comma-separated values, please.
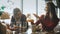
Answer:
[21, 14, 26, 17]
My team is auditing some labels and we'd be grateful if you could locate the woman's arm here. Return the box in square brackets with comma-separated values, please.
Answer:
[35, 19, 41, 26]
[35, 15, 44, 26]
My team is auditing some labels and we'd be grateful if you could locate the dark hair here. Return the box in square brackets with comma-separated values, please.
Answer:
[46, 2, 59, 21]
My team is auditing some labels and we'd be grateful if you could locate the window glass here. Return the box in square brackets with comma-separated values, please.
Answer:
[23, 0, 36, 22]
[0, 0, 21, 24]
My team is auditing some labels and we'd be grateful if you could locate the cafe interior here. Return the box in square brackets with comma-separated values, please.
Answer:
[0, 0, 60, 34]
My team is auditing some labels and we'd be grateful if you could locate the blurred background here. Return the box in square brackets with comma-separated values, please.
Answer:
[0, 0, 60, 34]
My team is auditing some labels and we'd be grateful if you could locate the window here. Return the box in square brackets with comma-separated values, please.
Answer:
[23, 0, 36, 22]
[0, 0, 21, 24]
[0, 0, 59, 24]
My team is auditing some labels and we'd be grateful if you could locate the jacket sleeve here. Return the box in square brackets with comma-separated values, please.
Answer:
[35, 15, 44, 25]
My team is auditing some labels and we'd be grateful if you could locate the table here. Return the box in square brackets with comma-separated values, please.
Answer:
[12, 25, 47, 34]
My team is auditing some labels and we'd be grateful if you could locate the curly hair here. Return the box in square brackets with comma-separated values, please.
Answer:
[13, 8, 21, 16]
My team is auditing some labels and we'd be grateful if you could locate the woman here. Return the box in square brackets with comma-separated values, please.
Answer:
[33, 2, 59, 32]
[10, 8, 28, 34]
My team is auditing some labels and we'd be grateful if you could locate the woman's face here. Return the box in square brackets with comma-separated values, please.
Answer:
[45, 4, 49, 12]
[14, 12, 22, 18]
[17, 12, 22, 17]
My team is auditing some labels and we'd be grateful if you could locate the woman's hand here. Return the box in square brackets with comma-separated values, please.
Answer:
[33, 13, 39, 18]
